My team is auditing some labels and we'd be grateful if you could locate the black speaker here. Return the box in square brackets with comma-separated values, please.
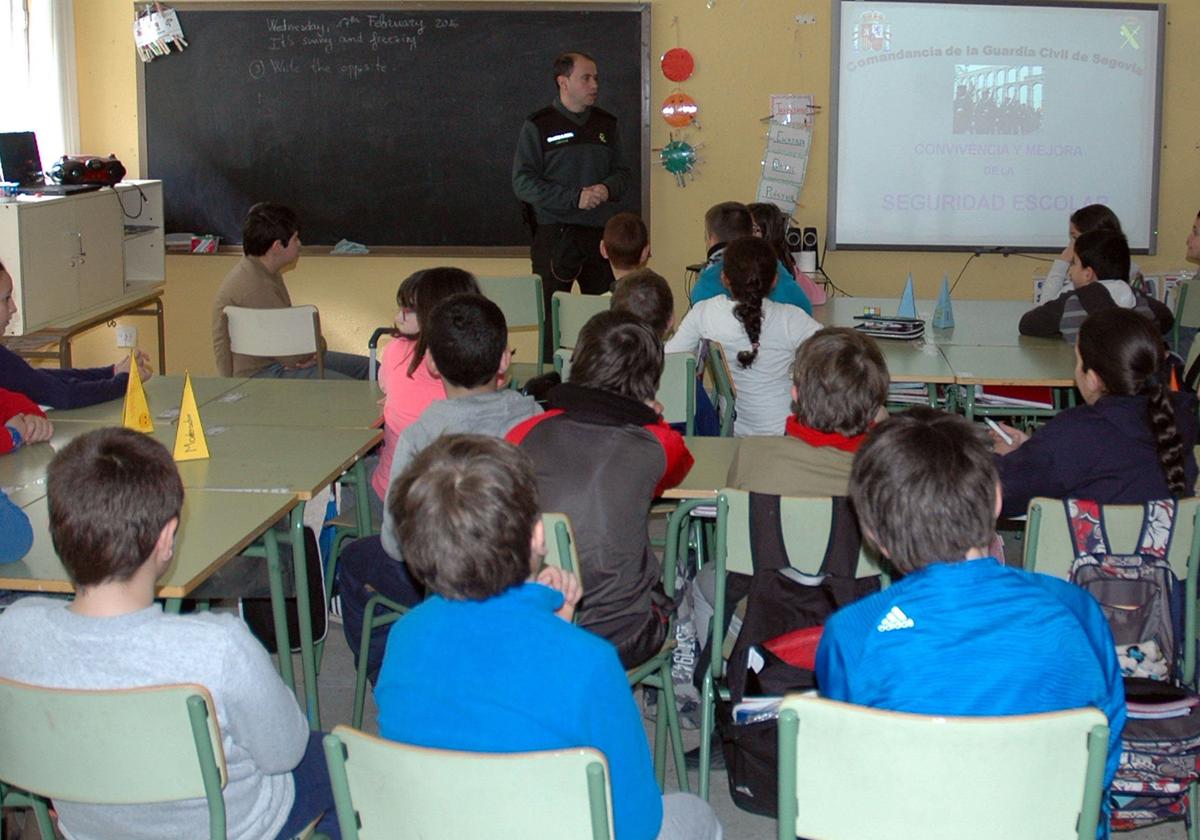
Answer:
[799, 226, 818, 272]
[785, 226, 804, 251]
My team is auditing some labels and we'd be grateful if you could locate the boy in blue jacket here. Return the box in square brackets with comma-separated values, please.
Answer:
[817, 407, 1125, 835]
[689, 201, 812, 313]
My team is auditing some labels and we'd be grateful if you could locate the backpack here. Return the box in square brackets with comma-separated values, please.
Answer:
[715, 493, 880, 817]
[1064, 498, 1200, 830]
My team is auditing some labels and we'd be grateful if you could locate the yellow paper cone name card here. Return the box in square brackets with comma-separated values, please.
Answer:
[121, 349, 154, 433]
[173, 371, 210, 462]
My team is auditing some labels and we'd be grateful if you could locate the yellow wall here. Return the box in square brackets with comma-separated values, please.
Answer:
[71, 0, 1200, 374]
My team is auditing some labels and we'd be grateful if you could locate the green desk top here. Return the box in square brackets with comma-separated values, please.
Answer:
[876, 341, 955, 384]
[197, 378, 384, 429]
[161, 424, 381, 499]
[0, 422, 381, 502]
[814, 297, 1063, 348]
[46, 376, 248, 424]
[664, 437, 739, 500]
[940, 344, 1076, 386]
[0, 490, 297, 597]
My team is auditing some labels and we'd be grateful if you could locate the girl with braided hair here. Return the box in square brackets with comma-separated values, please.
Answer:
[665, 236, 820, 436]
[993, 308, 1198, 517]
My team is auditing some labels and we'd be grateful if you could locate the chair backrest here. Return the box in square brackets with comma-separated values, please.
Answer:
[709, 488, 884, 680]
[1023, 496, 1200, 685]
[705, 340, 736, 436]
[542, 512, 580, 576]
[658, 352, 697, 435]
[1176, 278, 1200, 331]
[224, 304, 323, 373]
[777, 695, 1109, 840]
[323, 726, 614, 840]
[478, 275, 544, 374]
[0, 678, 227, 838]
[554, 351, 695, 435]
[552, 292, 610, 352]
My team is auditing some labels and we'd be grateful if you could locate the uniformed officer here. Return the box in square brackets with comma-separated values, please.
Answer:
[513, 51, 631, 362]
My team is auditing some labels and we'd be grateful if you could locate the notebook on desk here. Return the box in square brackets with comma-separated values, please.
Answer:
[0, 131, 101, 196]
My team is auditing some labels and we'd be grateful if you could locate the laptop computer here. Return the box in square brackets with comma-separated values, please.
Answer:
[0, 131, 102, 195]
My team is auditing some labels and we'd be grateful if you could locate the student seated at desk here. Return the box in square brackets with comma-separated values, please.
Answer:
[0, 387, 46, 580]
[374, 434, 722, 840]
[689, 201, 811, 313]
[210, 202, 368, 380]
[0, 428, 339, 840]
[0, 386, 52, 454]
[0, 260, 153, 409]
[816, 408, 1125, 835]
[507, 311, 692, 668]
[666, 236, 820, 437]
[0, 487, 31, 565]
[338, 293, 541, 684]
[370, 267, 480, 510]
[692, 327, 890, 660]
[601, 211, 651, 285]
[994, 308, 1197, 518]
[748, 201, 826, 305]
[610, 270, 720, 437]
[726, 327, 888, 496]
[1035, 203, 1143, 305]
[1019, 229, 1172, 341]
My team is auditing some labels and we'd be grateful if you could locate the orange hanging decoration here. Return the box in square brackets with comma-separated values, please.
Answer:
[661, 92, 700, 129]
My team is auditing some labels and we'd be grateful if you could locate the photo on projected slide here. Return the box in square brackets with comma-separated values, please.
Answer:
[831, 1, 1163, 252]
[952, 66, 1043, 136]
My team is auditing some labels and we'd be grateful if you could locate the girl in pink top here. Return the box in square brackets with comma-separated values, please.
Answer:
[749, 201, 827, 305]
[372, 268, 481, 502]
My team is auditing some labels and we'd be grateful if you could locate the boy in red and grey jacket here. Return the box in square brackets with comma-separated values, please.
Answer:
[508, 310, 693, 668]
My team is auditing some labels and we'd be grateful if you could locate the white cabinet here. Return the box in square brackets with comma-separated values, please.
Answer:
[0, 180, 164, 335]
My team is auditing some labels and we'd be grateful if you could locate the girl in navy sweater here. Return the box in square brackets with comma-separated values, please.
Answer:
[994, 308, 1197, 516]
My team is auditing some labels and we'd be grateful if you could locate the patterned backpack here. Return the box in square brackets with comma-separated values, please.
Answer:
[1065, 498, 1200, 830]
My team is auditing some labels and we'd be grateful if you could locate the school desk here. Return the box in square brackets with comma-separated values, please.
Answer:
[0, 380, 385, 730]
[195, 377, 385, 429]
[1, 490, 297, 601]
[662, 437, 740, 500]
[814, 297, 1054, 348]
[812, 297, 1077, 418]
[940, 344, 1077, 420]
[46, 374, 248, 424]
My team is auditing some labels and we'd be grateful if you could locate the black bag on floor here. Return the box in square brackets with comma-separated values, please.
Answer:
[716, 493, 879, 817]
[240, 525, 328, 654]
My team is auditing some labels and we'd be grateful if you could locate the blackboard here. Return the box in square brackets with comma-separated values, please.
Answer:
[140, 3, 649, 250]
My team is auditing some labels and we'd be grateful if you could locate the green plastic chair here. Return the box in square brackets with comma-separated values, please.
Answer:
[478, 275, 545, 387]
[1023, 497, 1200, 688]
[694, 488, 885, 799]
[777, 696, 1109, 840]
[539, 512, 689, 792]
[323, 726, 614, 839]
[0, 679, 227, 840]
[1172, 277, 1200, 354]
[658, 352, 697, 436]
[351, 590, 412, 729]
[555, 350, 695, 435]
[552, 291, 611, 353]
[705, 341, 736, 437]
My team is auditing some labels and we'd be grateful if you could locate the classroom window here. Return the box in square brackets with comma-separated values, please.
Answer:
[0, 0, 79, 171]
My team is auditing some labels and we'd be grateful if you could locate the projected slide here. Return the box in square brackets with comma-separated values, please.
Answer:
[830, 1, 1162, 251]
